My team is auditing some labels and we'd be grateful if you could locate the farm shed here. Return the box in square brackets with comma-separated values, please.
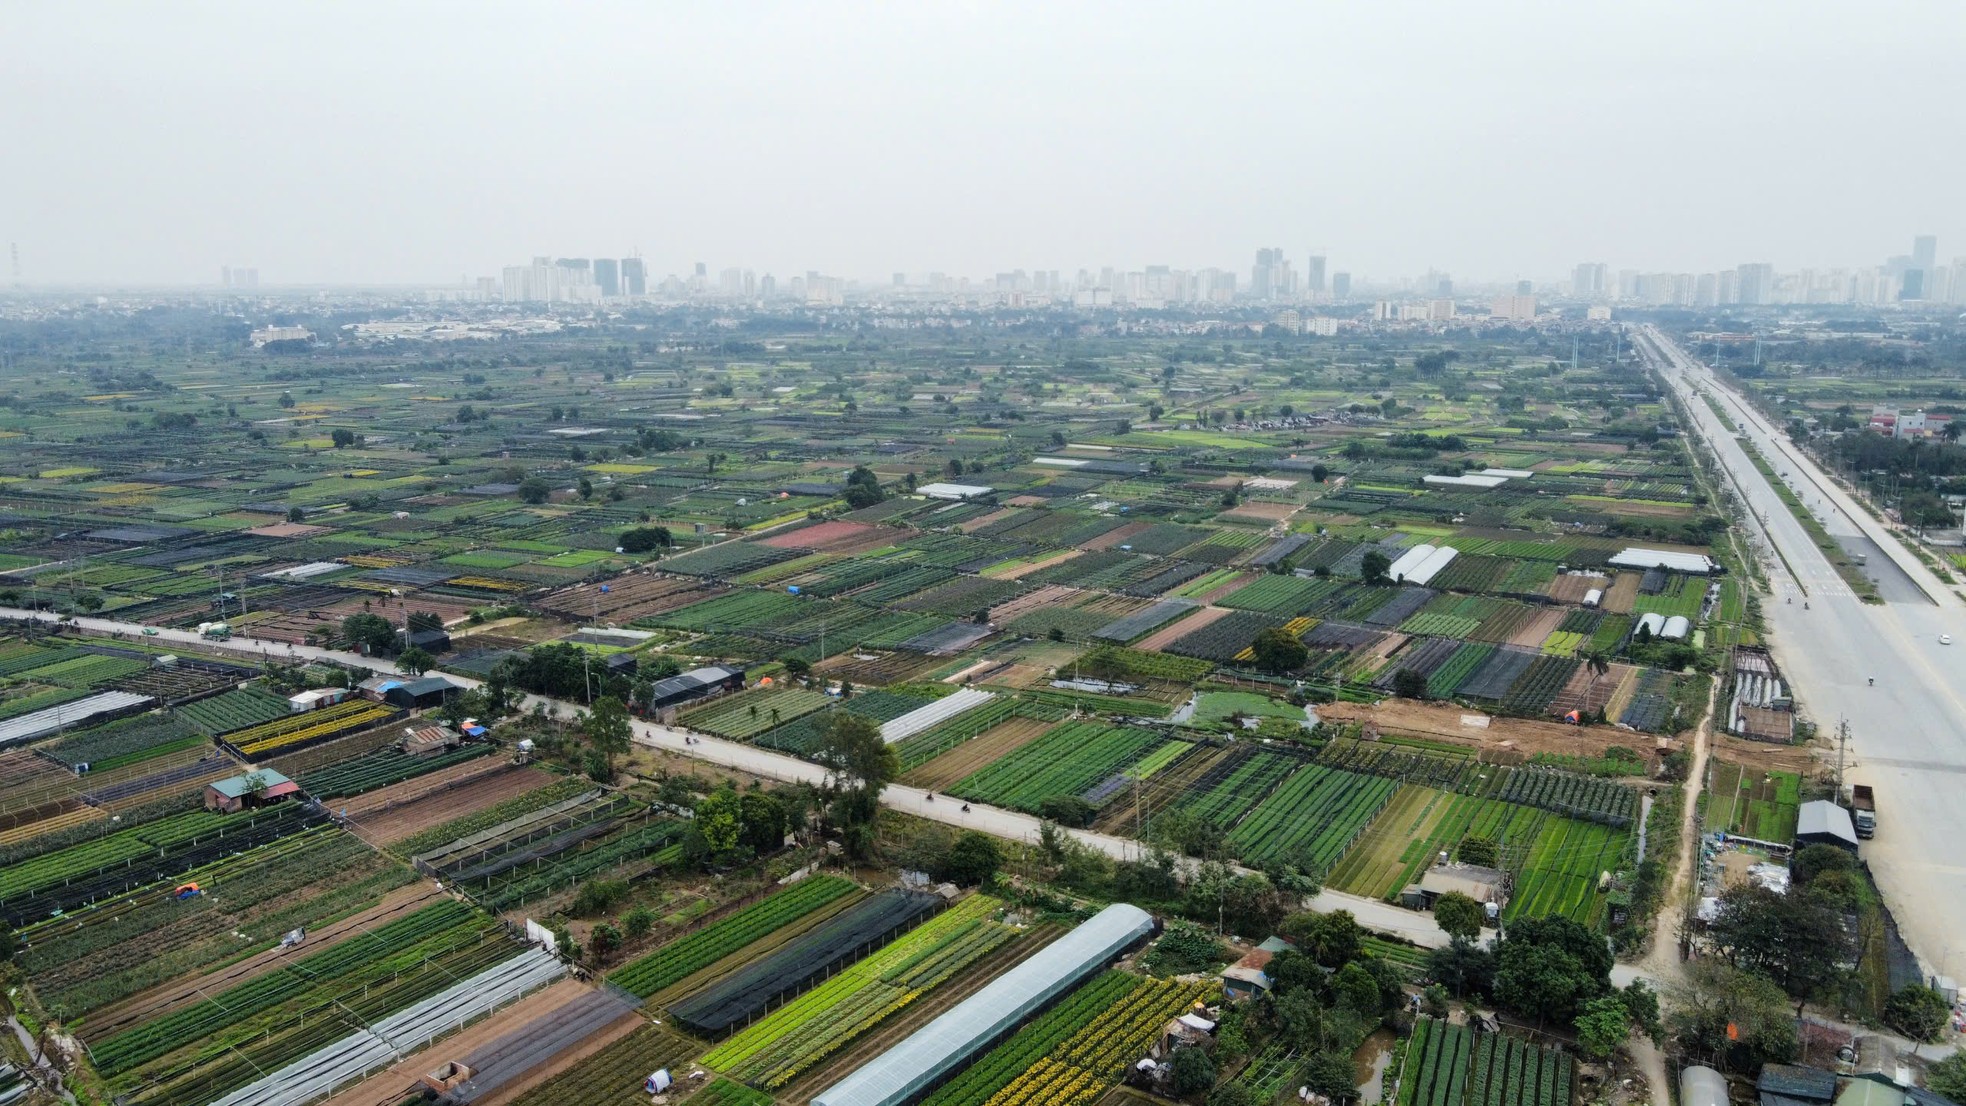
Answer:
[205, 769, 299, 813]
[1757, 1062, 1836, 1106]
[359, 675, 461, 710]
[1795, 800, 1860, 853]
[645, 665, 745, 710]
[0, 690, 154, 750]
[1413, 863, 1507, 907]
[288, 688, 350, 712]
[396, 628, 452, 654]
[811, 902, 1156, 1106]
[1680, 1066, 1728, 1106]
[404, 725, 462, 756]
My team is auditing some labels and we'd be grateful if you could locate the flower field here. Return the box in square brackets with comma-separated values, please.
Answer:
[610, 874, 860, 999]
[681, 687, 834, 740]
[1397, 1017, 1573, 1106]
[1225, 764, 1400, 874]
[223, 699, 399, 759]
[702, 893, 1016, 1089]
[924, 973, 1215, 1106]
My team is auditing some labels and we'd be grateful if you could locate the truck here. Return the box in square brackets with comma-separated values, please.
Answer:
[197, 621, 231, 640]
[1851, 784, 1876, 839]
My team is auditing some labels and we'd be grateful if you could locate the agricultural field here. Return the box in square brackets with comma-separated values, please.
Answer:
[1705, 761, 1804, 842]
[1398, 1017, 1574, 1106]
[609, 875, 862, 999]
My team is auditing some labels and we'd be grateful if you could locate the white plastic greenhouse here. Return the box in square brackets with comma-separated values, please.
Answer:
[811, 903, 1156, 1106]
[1385, 544, 1436, 583]
[879, 687, 996, 745]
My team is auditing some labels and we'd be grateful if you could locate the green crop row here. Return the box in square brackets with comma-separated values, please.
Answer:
[609, 874, 857, 998]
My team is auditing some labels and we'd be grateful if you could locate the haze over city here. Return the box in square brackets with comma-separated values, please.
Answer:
[4, 1, 1965, 286]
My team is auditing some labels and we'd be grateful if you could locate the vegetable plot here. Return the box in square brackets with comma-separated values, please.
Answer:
[1398, 1017, 1574, 1106]
[610, 875, 859, 998]
[702, 894, 1016, 1090]
[947, 722, 1166, 813]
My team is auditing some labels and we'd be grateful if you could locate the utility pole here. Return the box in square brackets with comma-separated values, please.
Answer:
[1834, 718, 1851, 799]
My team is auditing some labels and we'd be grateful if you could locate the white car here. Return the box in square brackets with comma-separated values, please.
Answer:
[1942, 635, 1953, 646]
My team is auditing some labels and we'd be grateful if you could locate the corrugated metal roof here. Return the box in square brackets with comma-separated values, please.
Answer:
[1757, 1063, 1836, 1100]
[1796, 800, 1857, 844]
[210, 769, 296, 799]
[811, 903, 1155, 1106]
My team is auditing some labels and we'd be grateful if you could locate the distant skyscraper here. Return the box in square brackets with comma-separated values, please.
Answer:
[1252, 248, 1287, 300]
[593, 258, 619, 297]
[1515, 280, 1532, 296]
[1306, 254, 1327, 294]
[1332, 272, 1351, 299]
[1913, 235, 1938, 274]
[620, 258, 646, 297]
[557, 258, 590, 274]
[1900, 269, 1925, 300]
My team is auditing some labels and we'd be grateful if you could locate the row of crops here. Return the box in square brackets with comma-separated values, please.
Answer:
[923, 972, 1217, 1106]
[0, 803, 325, 926]
[297, 742, 493, 799]
[610, 875, 860, 998]
[946, 722, 1176, 813]
[702, 893, 1016, 1090]
[1398, 1018, 1573, 1106]
[223, 699, 399, 759]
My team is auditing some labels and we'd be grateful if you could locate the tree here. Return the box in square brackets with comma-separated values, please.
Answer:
[619, 526, 673, 553]
[1311, 463, 1329, 483]
[1361, 550, 1392, 585]
[1927, 1052, 1966, 1099]
[1668, 959, 1798, 1071]
[1296, 1053, 1356, 1099]
[1426, 939, 1495, 1000]
[1392, 667, 1428, 700]
[1493, 915, 1612, 1026]
[584, 695, 633, 779]
[407, 610, 443, 632]
[286, 505, 307, 522]
[395, 646, 434, 676]
[577, 476, 594, 500]
[1575, 994, 1635, 1060]
[738, 792, 788, 852]
[342, 611, 396, 653]
[942, 831, 1002, 886]
[1281, 909, 1363, 968]
[330, 428, 360, 448]
[1709, 882, 1848, 1004]
[1884, 983, 1951, 1044]
[1421, 984, 1450, 1018]
[1038, 795, 1096, 828]
[842, 465, 886, 510]
[1331, 961, 1382, 1017]
[694, 786, 743, 854]
[1250, 627, 1308, 674]
[1791, 843, 1858, 886]
[1432, 892, 1485, 943]
[1457, 835, 1498, 867]
[1170, 1046, 1216, 1094]
[517, 476, 551, 504]
[815, 713, 899, 857]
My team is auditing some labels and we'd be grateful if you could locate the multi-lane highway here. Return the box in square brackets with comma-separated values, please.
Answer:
[1639, 326, 1966, 986]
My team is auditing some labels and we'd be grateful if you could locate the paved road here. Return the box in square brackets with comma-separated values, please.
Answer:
[2, 609, 1477, 951]
[1639, 328, 1966, 986]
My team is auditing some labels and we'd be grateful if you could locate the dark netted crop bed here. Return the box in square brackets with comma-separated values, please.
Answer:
[667, 888, 943, 1036]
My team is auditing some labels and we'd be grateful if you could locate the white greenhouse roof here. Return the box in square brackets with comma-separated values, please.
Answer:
[880, 687, 995, 744]
[1608, 547, 1717, 574]
[0, 690, 153, 749]
[1423, 473, 1509, 488]
[812, 903, 1155, 1106]
[1479, 468, 1535, 479]
[917, 482, 994, 500]
[1032, 457, 1089, 467]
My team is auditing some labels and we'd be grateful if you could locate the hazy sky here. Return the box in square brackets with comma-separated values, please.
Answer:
[4, 1, 1963, 287]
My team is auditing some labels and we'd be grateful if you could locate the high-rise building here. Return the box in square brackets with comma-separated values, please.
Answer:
[1900, 270, 1925, 301]
[1306, 254, 1327, 294]
[1490, 295, 1537, 321]
[1913, 235, 1938, 274]
[557, 258, 590, 275]
[1252, 248, 1290, 300]
[1515, 280, 1533, 296]
[620, 258, 646, 297]
[1331, 272, 1351, 299]
[1735, 262, 1774, 305]
[593, 258, 619, 297]
[1571, 263, 1607, 297]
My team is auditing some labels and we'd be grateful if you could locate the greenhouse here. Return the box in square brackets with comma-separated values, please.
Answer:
[810, 902, 1156, 1106]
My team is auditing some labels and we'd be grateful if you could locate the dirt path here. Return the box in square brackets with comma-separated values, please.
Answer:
[82, 882, 446, 1039]
[1630, 675, 1717, 1106]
